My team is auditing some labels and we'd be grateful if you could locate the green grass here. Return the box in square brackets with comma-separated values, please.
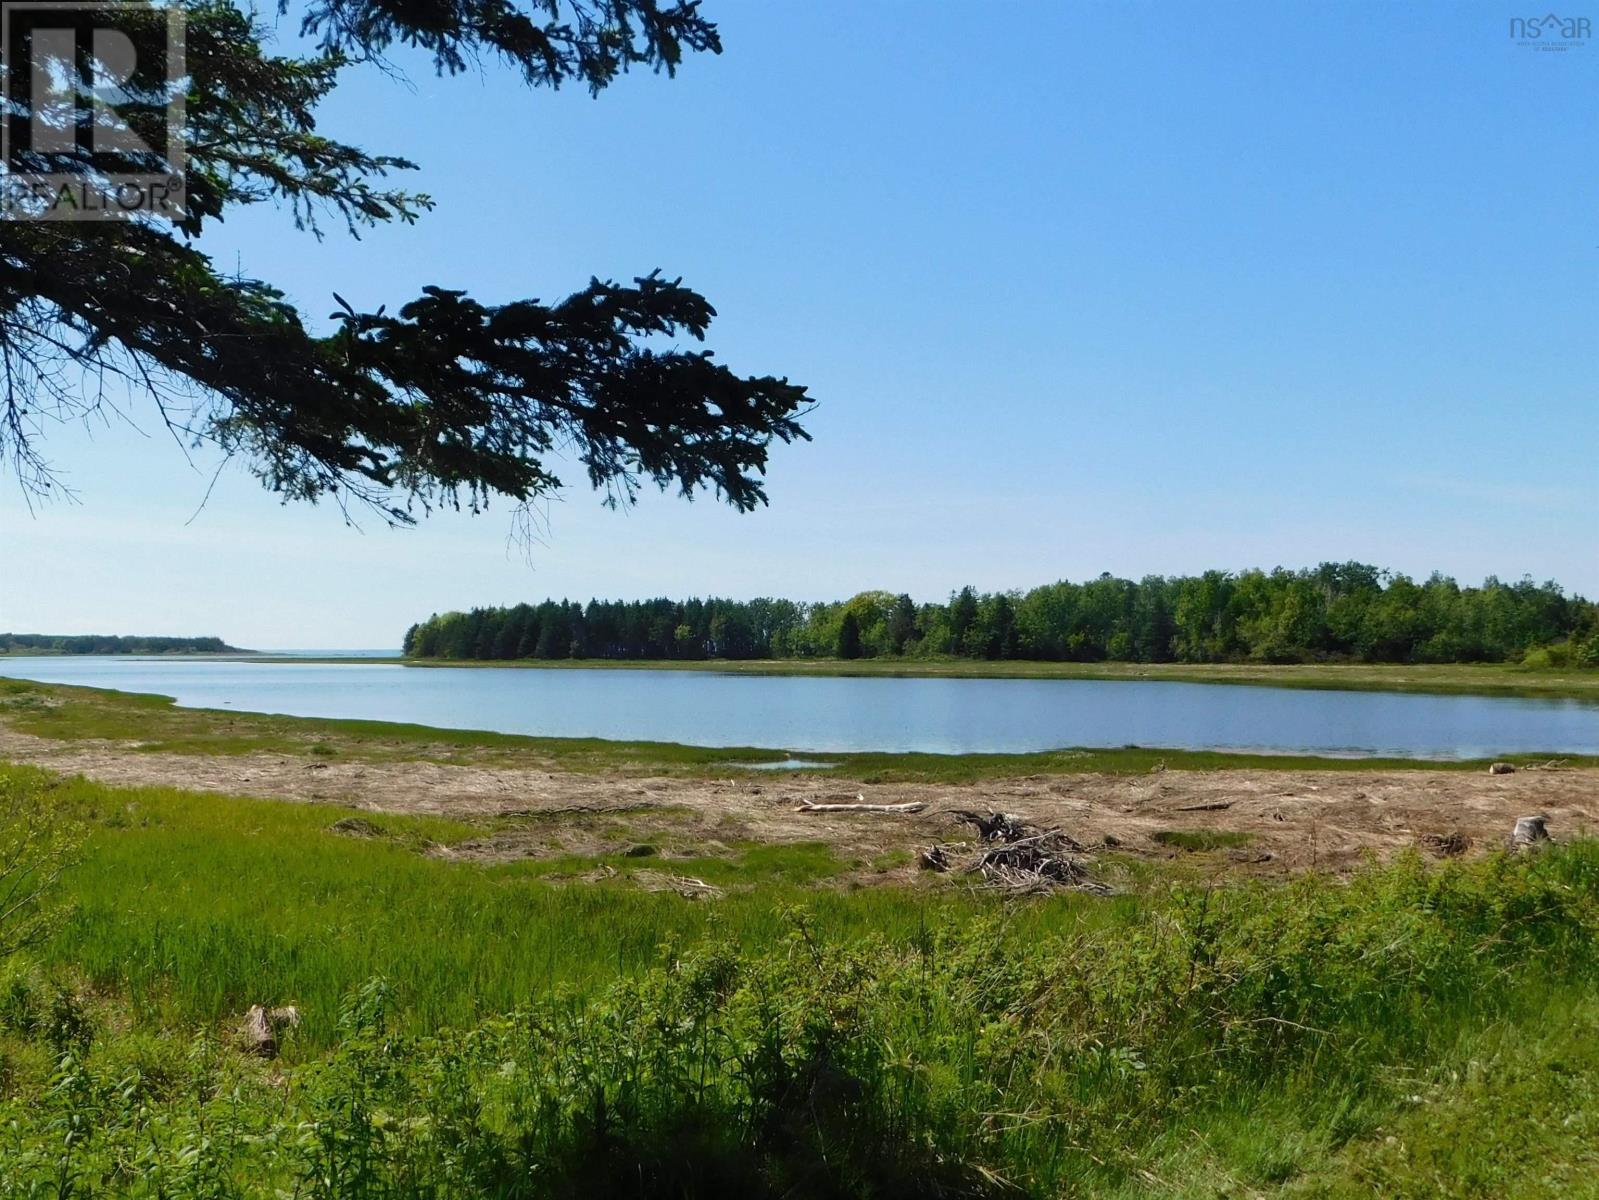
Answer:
[7, 764, 1599, 1195]
[1290, 989, 1599, 1197]
[1152, 828, 1256, 852]
[509, 839, 850, 887]
[6, 675, 1594, 782]
[22, 764, 1082, 1046]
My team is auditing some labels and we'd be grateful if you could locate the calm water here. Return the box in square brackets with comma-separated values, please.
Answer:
[3, 656, 1596, 759]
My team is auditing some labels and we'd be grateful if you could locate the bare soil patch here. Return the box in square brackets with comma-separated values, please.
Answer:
[4, 725, 1595, 881]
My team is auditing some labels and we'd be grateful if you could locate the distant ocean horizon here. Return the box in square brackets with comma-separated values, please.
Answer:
[252, 648, 402, 658]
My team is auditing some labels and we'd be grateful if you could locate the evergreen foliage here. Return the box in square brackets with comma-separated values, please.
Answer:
[0, 2, 809, 523]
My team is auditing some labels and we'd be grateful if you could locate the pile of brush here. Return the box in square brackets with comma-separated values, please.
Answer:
[921, 809, 1110, 895]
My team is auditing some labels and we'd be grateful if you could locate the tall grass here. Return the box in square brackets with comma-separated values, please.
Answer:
[7, 835, 1599, 1194]
[7, 765, 1599, 1194]
[23, 766, 1100, 1044]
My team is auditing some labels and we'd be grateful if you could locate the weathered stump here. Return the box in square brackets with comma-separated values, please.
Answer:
[1489, 762, 1516, 776]
[242, 1005, 301, 1058]
[1509, 815, 1550, 852]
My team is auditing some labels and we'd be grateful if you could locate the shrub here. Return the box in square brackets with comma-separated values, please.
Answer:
[0, 773, 82, 960]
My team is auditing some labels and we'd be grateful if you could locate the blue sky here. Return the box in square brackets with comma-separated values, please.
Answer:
[1, 1, 1594, 648]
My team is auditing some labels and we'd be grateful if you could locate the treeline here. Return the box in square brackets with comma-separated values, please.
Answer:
[0, 633, 243, 655]
[404, 564, 1599, 667]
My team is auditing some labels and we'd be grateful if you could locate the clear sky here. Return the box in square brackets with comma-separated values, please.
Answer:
[1, 1, 1594, 649]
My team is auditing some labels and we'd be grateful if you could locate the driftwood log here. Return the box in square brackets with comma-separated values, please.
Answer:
[795, 800, 926, 814]
[242, 1005, 301, 1058]
[632, 870, 723, 899]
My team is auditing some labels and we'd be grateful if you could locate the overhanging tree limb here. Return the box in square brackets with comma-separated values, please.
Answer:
[0, 0, 811, 523]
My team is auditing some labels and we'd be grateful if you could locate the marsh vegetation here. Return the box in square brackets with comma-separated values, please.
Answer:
[5, 762, 1599, 1196]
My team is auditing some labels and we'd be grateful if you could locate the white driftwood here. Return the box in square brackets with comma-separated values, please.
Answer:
[795, 800, 926, 814]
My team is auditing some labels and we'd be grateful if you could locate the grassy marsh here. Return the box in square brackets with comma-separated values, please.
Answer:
[5, 762, 1599, 1195]
[1151, 828, 1256, 852]
[19, 765, 1071, 1045]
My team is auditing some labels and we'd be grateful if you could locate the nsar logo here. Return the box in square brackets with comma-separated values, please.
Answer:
[1509, 12, 1591, 49]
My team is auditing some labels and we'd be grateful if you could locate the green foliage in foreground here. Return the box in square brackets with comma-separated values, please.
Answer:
[6, 766, 1599, 1194]
[1292, 997, 1599, 1197]
[0, 773, 81, 959]
[26, 765, 1056, 1043]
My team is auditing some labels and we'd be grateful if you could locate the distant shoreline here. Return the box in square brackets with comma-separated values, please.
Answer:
[0, 648, 252, 657]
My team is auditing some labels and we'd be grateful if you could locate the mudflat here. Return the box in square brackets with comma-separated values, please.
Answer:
[3, 722, 1592, 882]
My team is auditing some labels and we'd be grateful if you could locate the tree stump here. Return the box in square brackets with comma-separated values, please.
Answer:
[1489, 762, 1516, 776]
[1509, 815, 1550, 851]
[242, 1005, 301, 1058]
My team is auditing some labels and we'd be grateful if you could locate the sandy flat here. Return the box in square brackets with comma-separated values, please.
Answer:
[5, 724, 1595, 880]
